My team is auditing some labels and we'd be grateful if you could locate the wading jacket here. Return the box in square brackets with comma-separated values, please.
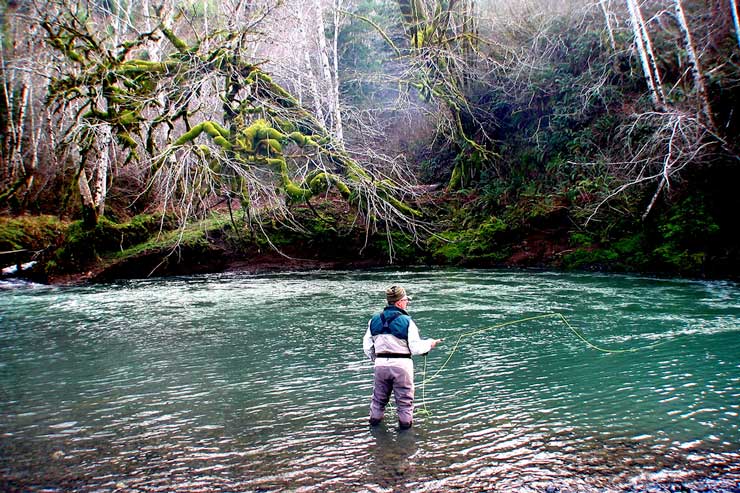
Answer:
[363, 306, 433, 366]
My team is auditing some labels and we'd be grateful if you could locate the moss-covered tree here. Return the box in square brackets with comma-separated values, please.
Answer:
[40, 0, 421, 247]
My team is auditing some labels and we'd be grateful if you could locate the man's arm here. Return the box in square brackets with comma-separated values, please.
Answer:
[407, 320, 441, 355]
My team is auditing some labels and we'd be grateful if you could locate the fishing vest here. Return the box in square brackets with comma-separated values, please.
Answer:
[369, 306, 411, 340]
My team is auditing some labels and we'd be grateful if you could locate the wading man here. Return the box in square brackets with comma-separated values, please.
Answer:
[363, 285, 441, 429]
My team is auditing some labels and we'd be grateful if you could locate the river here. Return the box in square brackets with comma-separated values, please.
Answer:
[1, 268, 738, 492]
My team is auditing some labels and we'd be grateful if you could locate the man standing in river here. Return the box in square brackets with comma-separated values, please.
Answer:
[363, 285, 441, 430]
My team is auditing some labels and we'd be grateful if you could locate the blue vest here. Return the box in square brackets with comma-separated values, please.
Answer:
[369, 306, 411, 340]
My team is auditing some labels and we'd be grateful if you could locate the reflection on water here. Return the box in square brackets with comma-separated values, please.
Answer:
[0, 269, 739, 491]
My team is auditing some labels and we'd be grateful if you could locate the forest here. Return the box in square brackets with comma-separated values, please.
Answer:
[1, 0, 738, 282]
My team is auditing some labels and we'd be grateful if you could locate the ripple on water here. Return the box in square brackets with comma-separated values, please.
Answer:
[0, 269, 739, 491]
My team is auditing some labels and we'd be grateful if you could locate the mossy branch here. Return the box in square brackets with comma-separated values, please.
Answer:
[161, 26, 192, 53]
[338, 9, 401, 57]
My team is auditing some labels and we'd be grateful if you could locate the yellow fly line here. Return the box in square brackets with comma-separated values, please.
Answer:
[416, 312, 672, 417]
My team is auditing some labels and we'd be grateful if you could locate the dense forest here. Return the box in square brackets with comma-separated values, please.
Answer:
[1, 0, 738, 282]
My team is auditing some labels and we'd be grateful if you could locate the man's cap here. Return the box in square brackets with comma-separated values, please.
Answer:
[386, 285, 409, 304]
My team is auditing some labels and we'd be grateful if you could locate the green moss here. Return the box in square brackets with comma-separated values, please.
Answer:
[283, 181, 313, 202]
[447, 163, 462, 190]
[333, 179, 351, 199]
[161, 27, 191, 53]
[203, 121, 230, 139]
[259, 138, 282, 154]
[116, 110, 139, 126]
[288, 131, 306, 146]
[113, 225, 208, 259]
[51, 214, 176, 272]
[117, 132, 137, 148]
[0, 215, 65, 252]
[119, 59, 176, 74]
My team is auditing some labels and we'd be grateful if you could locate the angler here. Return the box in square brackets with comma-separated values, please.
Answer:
[363, 285, 442, 430]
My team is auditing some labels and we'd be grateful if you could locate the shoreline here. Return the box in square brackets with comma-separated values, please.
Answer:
[7, 256, 738, 287]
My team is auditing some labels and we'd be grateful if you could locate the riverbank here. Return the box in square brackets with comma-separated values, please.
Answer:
[1, 187, 738, 285]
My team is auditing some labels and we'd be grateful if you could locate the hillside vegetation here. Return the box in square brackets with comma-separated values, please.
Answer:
[1, 0, 738, 282]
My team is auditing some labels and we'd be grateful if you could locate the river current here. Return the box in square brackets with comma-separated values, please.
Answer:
[1, 268, 738, 492]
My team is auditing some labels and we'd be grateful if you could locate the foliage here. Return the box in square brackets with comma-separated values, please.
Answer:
[562, 192, 724, 276]
[428, 215, 510, 265]
[3, 0, 740, 281]
[562, 232, 650, 272]
[653, 196, 720, 272]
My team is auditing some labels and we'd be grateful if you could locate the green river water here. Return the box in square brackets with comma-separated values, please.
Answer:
[0, 268, 738, 492]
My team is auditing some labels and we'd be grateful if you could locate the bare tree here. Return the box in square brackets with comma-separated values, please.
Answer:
[626, 0, 666, 109]
[599, 0, 617, 51]
[375, 0, 499, 190]
[587, 110, 714, 223]
[35, 0, 423, 250]
[0, 5, 55, 210]
[673, 0, 716, 133]
[0, 52, 33, 207]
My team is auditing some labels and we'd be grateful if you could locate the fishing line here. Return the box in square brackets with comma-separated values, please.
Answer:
[415, 312, 673, 417]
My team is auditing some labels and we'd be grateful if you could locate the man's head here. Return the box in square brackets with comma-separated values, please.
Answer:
[386, 285, 410, 308]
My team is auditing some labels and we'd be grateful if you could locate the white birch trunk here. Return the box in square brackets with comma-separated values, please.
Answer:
[303, 41, 326, 125]
[312, 0, 340, 139]
[635, 1, 666, 104]
[78, 168, 95, 210]
[1, 49, 22, 183]
[730, 0, 740, 51]
[297, 4, 326, 127]
[626, 0, 665, 108]
[331, 0, 345, 143]
[25, 84, 41, 198]
[143, 0, 166, 61]
[599, 0, 617, 51]
[674, 0, 716, 132]
[11, 83, 28, 181]
[93, 127, 112, 216]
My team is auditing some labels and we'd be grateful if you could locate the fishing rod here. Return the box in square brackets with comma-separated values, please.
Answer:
[416, 312, 672, 417]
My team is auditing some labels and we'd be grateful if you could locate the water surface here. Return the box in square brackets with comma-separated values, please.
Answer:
[1, 269, 739, 491]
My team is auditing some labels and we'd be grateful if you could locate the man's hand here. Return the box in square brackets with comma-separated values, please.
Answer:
[431, 338, 443, 348]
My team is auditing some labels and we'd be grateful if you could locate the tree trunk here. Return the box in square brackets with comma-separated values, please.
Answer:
[626, 0, 666, 108]
[599, 0, 617, 51]
[312, 0, 342, 141]
[730, 0, 740, 51]
[303, 48, 326, 125]
[635, 2, 665, 105]
[331, 0, 345, 143]
[21, 82, 41, 207]
[93, 127, 111, 216]
[78, 168, 98, 228]
[674, 0, 717, 133]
